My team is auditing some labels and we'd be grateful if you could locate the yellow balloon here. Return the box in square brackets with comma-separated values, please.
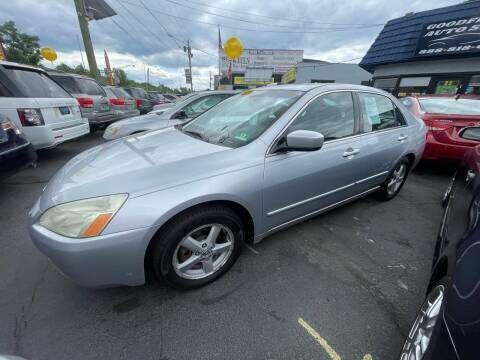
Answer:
[41, 47, 57, 62]
[224, 37, 243, 60]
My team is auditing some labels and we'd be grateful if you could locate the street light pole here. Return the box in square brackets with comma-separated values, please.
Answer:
[73, 0, 99, 77]
[184, 40, 193, 92]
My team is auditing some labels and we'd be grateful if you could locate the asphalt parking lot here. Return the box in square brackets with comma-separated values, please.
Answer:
[0, 132, 453, 360]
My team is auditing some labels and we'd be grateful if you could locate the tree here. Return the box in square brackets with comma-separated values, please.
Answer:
[0, 21, 40, 65]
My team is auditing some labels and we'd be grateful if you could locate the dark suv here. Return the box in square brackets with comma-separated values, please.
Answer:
[123, 87, 153, 114]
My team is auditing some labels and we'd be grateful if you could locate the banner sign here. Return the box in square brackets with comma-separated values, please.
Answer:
[220, 49, 303, 75]
[416, 15, 480, 57]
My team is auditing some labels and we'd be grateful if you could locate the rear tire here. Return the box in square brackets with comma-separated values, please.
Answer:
[376, 158, 410, 201]
[151, 206, 244, 289]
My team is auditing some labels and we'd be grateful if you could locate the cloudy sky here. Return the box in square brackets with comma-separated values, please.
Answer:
[0, 0, 460, 89]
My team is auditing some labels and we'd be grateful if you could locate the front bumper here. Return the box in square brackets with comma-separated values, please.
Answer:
[28, 221, 152, 288]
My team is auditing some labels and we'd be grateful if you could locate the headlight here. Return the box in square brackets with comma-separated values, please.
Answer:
[39, 194, 128, 238]
[107, 125, 119, 136]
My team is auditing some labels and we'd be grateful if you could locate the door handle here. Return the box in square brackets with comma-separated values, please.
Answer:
[343, 148, 360, 158]
[397, 134, 408, 141]
[467, 170, 476, 183]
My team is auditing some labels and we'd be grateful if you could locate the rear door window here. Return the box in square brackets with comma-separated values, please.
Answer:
[358, 93, 405, 132]
[3, 67, 71, 98]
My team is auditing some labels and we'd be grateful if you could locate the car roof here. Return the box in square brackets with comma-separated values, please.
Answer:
[45, 70, 96, 80]
[254, 83, 384, 94]
[0, 60, 46, 72]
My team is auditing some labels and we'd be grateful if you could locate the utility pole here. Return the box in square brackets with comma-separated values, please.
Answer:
[209, 70, 212, 90]
[184, 40, 193, 92]
[73, 0, 99, 77]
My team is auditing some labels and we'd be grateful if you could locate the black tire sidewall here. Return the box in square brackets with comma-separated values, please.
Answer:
[378, 158, 410, 201]
[152, 206, 244, 289]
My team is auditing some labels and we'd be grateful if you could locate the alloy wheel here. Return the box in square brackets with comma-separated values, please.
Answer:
[172, 223, 234, 280]
[400, 284, 445, 360]
[387, 163, 407, 196]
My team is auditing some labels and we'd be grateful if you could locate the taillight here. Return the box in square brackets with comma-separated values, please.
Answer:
[76, 97, 94, 108]
[109, 98, 126, 106]
[424, 119, 453, 131]
[1, 120, 21, 134]
[17, 108, 44, 126]
[135, 99, 143, 108]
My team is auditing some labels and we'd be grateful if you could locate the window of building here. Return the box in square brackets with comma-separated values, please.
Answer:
[373, 78, 398, 93]
[288, 92, 355, 140]
[465, 75, 480, 95]
[358, 93, 405, 132]
[397, 77, 431, 97]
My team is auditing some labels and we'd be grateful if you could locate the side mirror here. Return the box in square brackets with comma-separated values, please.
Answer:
[280, 130, 325, 152]
[460, 127, 480, 141]
[173, 110, 187, 120]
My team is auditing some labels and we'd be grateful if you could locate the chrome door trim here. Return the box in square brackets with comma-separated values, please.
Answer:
[267, 182, 355, 216]
[265, 186, 380, 234]
[355, 170, 389, 185]
[266, 171, 388, 216]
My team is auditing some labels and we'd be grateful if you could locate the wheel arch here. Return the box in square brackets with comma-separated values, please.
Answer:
[143, 199, 256, 279]
[427, 256, 449, 293]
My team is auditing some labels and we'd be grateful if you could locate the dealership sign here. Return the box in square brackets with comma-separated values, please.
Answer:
[416, 16, 480, 57]
[220, 49, 303, 75]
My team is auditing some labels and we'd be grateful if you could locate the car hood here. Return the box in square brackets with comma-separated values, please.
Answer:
[112, 112, 169, 127]
[40, 127, 232, 210]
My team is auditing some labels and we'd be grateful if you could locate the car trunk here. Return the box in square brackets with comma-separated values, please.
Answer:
[423, 113, 480, 143]
[33, 98, 84, 129]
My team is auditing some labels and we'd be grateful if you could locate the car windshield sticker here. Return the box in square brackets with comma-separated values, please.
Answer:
[363, 97, 381, 125]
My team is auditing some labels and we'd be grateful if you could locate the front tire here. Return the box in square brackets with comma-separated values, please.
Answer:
[399, 278, 448, 360]
[151, 206, 244, 289]
[376, 158, 410, 200]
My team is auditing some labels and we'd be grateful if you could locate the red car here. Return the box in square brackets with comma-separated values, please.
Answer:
[402, 96, 480, 162]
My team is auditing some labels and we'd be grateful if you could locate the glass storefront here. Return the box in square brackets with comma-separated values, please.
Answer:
[373, 74, 480, 97]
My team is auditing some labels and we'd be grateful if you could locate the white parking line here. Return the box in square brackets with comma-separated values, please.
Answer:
[245, 244, 259, 255]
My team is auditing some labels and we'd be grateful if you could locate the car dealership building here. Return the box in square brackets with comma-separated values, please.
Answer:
[360, 1, 480, 97]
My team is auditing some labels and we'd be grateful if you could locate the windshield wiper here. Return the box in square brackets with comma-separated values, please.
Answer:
[182, 128, 208, 142]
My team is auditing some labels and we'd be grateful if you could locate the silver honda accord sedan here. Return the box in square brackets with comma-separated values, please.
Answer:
[28, 84, 426, 289]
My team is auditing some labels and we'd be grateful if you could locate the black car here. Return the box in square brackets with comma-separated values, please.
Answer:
[0, 114, 37, 174]
[400, 126, 480, 359]
[123, 87, 153, 114]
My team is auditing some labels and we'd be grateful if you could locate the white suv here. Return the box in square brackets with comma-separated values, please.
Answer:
[0, 61, 89, 149]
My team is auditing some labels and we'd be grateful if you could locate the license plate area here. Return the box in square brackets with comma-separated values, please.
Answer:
[58, 106, 71, 115]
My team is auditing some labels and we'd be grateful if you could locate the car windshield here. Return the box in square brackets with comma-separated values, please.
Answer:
[5, 67, 71, 98]
[181, 89, 304, 147]
[419, 98, 480, 115]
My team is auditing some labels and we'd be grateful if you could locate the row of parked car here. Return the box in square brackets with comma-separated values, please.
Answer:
[0, 60, 184, 174]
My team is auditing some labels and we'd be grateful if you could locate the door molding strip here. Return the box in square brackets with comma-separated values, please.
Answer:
[266, 171, 388, 216]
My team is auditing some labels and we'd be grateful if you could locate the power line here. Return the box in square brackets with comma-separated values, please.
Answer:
[138, 0, 183, 48]
[113, 0, 171, 51]
[164, 0, 383, 30]
[170, 0, 385, 27]
[117, 0, 382, 34]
